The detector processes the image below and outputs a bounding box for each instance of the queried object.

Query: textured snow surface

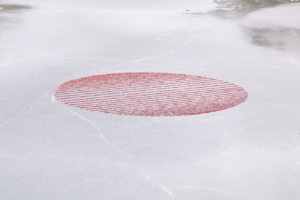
[1,0,300,199]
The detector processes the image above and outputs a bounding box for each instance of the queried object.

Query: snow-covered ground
[1,0,300,199]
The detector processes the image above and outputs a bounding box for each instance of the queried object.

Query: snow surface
[1,0,300,199]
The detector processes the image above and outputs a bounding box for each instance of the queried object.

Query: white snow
[1,0,300,199]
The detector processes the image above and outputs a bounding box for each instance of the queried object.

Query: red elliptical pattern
[54,72,248,116]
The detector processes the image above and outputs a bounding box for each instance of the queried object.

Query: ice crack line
[101,55,157,70]
[55,100,174,198]
[138,168,174,199]
[64,108,133,159]
[45,56,127,63]
[165,28,198,55]
[167,37,196,54]
[159,184,174,199]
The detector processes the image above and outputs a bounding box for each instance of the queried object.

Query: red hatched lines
[54,72,248,116]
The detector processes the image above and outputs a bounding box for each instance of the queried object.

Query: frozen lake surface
[1,0,300,199]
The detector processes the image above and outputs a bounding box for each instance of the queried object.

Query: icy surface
[1,0,300,199]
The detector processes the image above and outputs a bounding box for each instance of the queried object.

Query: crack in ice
[45,56,127,63]
[101,55,157,70]
[159,184,174,199]
[64,108,133,159]
[65,109,174,199]
[165,29,199,55]
[137,168,174,199]
[57,103,176,199]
